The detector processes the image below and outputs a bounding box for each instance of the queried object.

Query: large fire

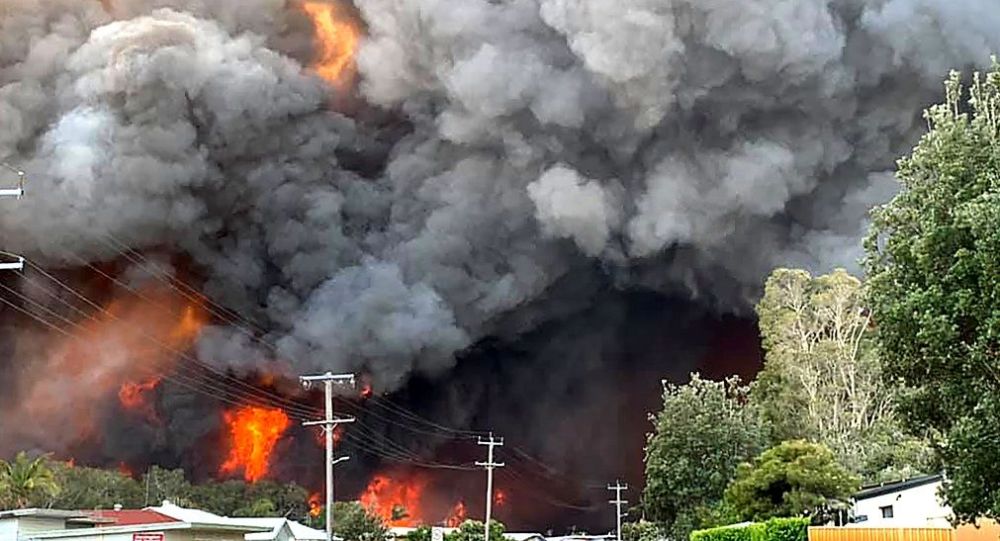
[7,285,206,446]
[360,473,427,527]
[219,405,291,482]
[301,1,359,88]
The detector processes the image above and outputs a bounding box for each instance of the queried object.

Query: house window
[881,505,894,519]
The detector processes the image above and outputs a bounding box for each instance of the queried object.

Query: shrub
[690,517,808,541]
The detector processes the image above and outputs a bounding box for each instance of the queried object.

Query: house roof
[505,534,546,541]
[25,521,275,539]
[150,501,330,541]
[84,510,179,526]
[855,474,943,500]
[0,509,87,520]
[233,518,328,540]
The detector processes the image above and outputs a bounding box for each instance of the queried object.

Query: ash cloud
[1,0,999,398]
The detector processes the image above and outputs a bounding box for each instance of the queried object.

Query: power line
[23,258,320,417]
[3,263,320,419]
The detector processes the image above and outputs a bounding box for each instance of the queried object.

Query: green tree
[406,526,432,541]
[446,520,504,541]
[306,501,388,541]
[621,520,664,541]
[865,62,1000,523]
[722,441,859,524]
[642,374,767,540]
[143,466,196,507]
[47,462,143,509]
[0,452,61,508]
[753,268,930,481]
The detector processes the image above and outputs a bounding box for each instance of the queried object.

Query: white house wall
[852,481,950,527]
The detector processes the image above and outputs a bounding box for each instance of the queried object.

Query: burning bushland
[1,0,998,529]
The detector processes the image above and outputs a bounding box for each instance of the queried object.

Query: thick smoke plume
[0,0,997,480]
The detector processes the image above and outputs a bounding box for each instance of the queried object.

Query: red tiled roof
[86,510,180,526]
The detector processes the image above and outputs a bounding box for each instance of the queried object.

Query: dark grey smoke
[0,0,997,451]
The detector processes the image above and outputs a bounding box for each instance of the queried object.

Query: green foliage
[760,518,808,541]
[406,526,432,541]
[722,441,858,524]
[690,518,808,541]
[643,373,768,541]
[143,466,309,518]
[622,520,665,541]
[144,465,197,507]
[0,452,60,508]
[865,61,1000,522]
[0,453,310,520]
[445,520,505,541]
[690,523,758,541]
[47,461,143,509]
[752,268,931,481]
[309,501,389,541]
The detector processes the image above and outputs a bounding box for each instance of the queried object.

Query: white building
[0,502,328,541]
[851,474,951,527]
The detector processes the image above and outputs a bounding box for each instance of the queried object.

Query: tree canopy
[722,441,859,524]
[865,61,1000,522]
[308,501,389,541]
[752,268,929,481]
[1,454,309,521]
[0,452,60,509]
[642,374,767,540]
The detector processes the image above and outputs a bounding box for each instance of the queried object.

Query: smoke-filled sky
[1,0,999,511]
[4,0,994,390]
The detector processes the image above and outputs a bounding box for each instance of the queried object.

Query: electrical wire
[0,285,313,421]
[9,262,321,419]
[25,258,321,417]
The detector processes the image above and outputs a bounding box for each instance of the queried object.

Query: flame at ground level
[445,501,466,527]
[360,473,427,527]
[309,492,323,518]
[219,406,291,482]
[360,471,471,528]
[301,0,359,88]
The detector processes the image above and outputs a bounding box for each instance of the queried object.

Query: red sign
[133,533,165,541]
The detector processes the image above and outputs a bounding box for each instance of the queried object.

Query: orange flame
[360,382,373,399]
[4,285,207,447]
[219,406,291,482]
[301,1,359,89]
[360,473,427,527]
[445,501,466,527]
[495,490,506,507]
[308,492,323,518]
[118,376,161,421]
[118,462,134,478]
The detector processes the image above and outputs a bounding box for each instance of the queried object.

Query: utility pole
[0,162,24,271]
[608,480,628,541]
[476,433,504,541]
[301,372,356,541]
